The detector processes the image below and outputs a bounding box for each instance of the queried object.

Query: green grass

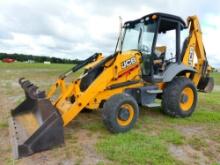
[164,109,220,124]
[81,122,105,131]
[199,92,220,107]
[0,122,8,128]
[0,62,74,81]
[158,129,185,145]
[96,161,105,165]
[1,62,220,164]
[2,158,15,165]
[212,72,220,85]
[187,135,208,150]
[212,163,220,165]
[96,131,183,165]
[96,72,220,165]
[0,62,72,70]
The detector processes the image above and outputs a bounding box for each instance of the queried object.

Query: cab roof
[124,12,186,31]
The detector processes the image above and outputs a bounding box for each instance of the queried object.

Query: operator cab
[120,13,186,83]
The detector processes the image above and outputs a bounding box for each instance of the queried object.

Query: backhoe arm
[182,16,213,92]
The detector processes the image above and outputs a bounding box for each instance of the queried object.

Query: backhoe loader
[9,12,214,158]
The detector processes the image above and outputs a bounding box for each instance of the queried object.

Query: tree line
[0,53,82,64]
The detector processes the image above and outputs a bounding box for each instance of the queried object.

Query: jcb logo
[122,57,136,69]
[189,47,194,66]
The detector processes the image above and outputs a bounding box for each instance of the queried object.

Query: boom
[182,16,211,86]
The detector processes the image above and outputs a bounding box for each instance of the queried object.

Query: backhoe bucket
[198,76,214,93]
[9,78,64,159]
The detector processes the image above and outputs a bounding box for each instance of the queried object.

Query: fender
[163,63,196,82]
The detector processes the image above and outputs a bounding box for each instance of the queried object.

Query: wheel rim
[179,87,194,111]
[117,104,134,126]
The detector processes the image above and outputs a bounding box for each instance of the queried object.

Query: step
[146,89,163,94]
[152,75,163,82]
[143,103,160,108]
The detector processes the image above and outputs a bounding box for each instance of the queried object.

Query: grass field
[0,62,220,165]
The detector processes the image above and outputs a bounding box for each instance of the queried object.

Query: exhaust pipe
[9,78,64,159]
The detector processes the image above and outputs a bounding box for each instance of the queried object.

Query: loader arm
[54,51,142,126]
[47,53,104,99]
[56,67,114,125]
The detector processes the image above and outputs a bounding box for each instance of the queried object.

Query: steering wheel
[165,57,176,62]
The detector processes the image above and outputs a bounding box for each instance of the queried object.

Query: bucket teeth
[27,85,38,99]
[18,77,25,85]
[22,80,33,88]
[18,78,45,99]
[19,78,32,88]
[9,78,64,158]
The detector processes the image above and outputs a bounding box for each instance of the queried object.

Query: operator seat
[141,46,166,83]
[153,46,166,74]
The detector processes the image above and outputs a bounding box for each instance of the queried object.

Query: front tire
[102,93,139,133]
[162,77,197,117]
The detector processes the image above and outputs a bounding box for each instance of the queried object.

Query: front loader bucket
[9,78,64,159]
[198,76,214,93]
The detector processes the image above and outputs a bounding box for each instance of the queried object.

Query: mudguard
[163,63,196,82]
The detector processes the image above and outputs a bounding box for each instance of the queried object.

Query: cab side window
[155,29,176,62]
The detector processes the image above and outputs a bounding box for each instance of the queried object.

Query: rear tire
[102,93,139,133]
[162,77,197,117]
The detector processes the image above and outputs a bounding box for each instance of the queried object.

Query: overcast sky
[0,0,219,67]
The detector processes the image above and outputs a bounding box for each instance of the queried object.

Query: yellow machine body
[9,12,214,158]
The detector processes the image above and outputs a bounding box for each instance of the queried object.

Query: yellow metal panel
[45,15,211,127]
[56,51,144,126]
[182,16,210,86]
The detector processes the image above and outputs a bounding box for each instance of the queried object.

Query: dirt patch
[203,139,220,162]
[0,85,15,164]
[176,125,205,137]
[214,85,220,92]
[73,129,109,165]
[0,78,109,165]
[174,125,220,164]
[16,129,109,165]
[169,144,210,165]
[8,109,109,165]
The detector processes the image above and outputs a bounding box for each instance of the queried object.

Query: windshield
[121,20,156,53]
